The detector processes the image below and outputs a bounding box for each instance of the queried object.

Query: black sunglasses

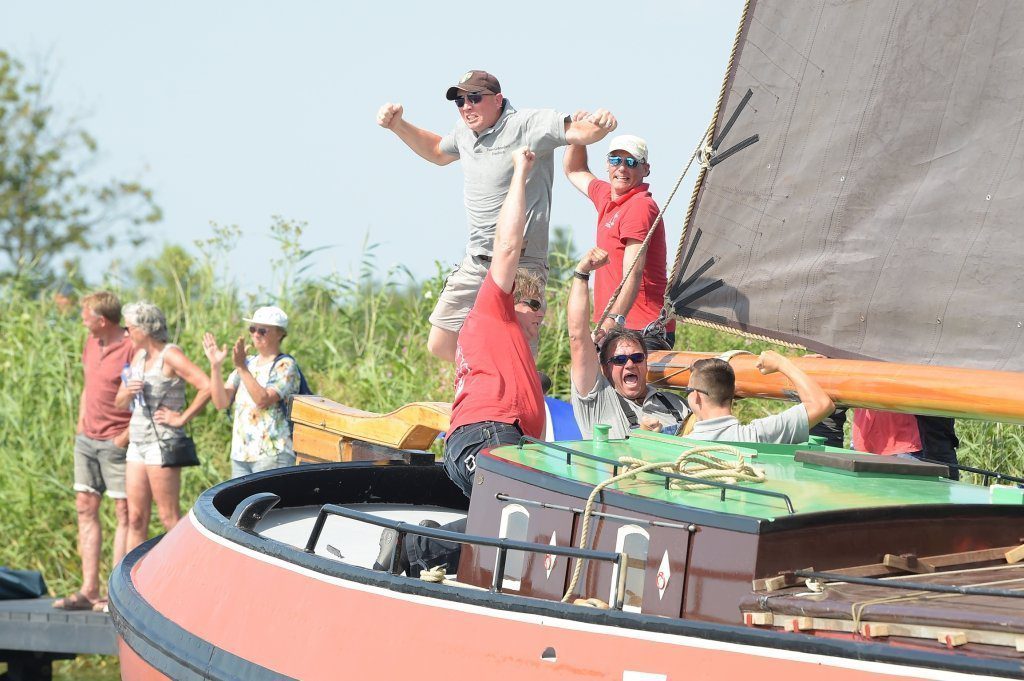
[605,352,647,366]
[454,92,492,108]
[518,298,542,312]
[249,326,270,336]
[608,155,641,168]
[679,386,710,397]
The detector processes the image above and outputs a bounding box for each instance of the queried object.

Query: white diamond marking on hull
[544,532,557,579]
[657,550,670,599]
[623,672,667,681]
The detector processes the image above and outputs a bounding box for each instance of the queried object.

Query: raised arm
[569,247,610,396]
[377,103,458,166]
[598,239,646,334]
[563,144,596,196]
[756,350,835,427]
[229,338,282,409]
[564,108,617,146]
[202,332,236,411]
[489,147,535,293]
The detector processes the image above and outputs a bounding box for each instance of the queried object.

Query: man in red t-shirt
[54,291,134,611]
[375,147,545,574]
[564,131,674,349]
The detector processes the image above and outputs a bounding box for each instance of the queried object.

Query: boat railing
[916,458,1024,487]
[517,437,796,514]
[302,503,630,609]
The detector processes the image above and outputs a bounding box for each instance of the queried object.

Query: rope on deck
[562,445,765,604]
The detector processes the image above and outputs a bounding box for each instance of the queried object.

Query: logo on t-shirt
[454,346,470,398]
[604,211,621,230]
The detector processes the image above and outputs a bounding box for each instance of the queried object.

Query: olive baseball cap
[445,70,501,100]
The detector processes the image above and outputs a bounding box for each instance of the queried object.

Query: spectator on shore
[686,353,834,443]
[377,70,617,362]
[203,306,302,479]
[564,133,674,349]
[116,302,210,551]
[53,292,133,612]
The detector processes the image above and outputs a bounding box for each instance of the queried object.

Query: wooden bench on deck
[290,396,450,465]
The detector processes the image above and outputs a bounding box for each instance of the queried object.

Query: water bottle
[122,362,145,411]
[120,364,132,410]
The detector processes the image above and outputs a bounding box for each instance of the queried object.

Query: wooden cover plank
[743,564,1024,633]
[290,396,449,450]
[795,450,948,477]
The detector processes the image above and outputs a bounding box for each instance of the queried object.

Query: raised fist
[577,247,609,274]
[376,102,404,129]
[511,146,535,172]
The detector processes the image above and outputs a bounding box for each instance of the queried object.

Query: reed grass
[0,224,1021,679]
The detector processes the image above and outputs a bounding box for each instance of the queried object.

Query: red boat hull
[113,512,1006,680]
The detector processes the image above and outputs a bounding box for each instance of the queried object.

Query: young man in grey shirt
[686,353,835,443]
[567,247,689,439]
[377,70,617,362]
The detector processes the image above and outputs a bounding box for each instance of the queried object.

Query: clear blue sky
[1,1,744,292]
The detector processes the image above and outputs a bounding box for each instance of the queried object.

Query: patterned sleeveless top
[128,344,186,445]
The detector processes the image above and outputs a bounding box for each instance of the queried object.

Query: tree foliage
[0,50,162,288]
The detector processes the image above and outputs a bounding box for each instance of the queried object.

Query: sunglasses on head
[454,92,491,108]
[608,155,641,168]
[517,298,543,312]
[249,326,270,336]
[605,352,647,366]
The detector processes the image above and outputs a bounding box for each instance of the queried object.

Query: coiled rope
[562,444,765,603]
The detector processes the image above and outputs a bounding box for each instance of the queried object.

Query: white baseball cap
[608,135,649,163]
[244,306,288,329]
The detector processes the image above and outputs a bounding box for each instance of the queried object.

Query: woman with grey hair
[114,301,210,552]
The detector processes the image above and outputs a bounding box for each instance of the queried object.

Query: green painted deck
[488,431,1015,521]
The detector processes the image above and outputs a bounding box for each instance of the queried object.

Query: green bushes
[0,228,1021,607]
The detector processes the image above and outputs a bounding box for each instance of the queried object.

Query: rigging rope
[562,444,764,604]
[667,0,752,294]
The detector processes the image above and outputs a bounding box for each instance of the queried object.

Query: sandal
[92,599,109,613]
[52,591,97,611]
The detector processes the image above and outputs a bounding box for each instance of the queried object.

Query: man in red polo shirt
[564,131,674,349]
[375,146,546,574]
[54,291,134,611]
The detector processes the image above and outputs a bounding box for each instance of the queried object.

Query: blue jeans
[231,450,296,479]
[442,421,523,498]
[405,421,522,574]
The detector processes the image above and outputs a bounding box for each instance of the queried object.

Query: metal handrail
[303,503,629,608]
[917,458,1024,486]
[792,569,1024,600]
[516,436,796,514]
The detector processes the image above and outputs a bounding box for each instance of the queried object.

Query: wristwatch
[573,270,590,281]
[605,314,626,327]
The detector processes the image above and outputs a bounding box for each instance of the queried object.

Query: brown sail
[669,0,1024,373]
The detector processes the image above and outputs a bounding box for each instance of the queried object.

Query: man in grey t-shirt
[685,353,835,444]
[377,70,617,362]
[567,247,689,439]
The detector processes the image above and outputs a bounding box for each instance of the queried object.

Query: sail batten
[672,0,1024,371]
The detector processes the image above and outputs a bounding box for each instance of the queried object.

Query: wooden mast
[646,351,1024,425]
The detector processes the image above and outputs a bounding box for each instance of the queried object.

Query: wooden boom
[646,351,1024,424]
